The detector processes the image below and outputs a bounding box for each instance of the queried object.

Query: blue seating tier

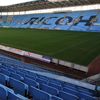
[0,54,98,100]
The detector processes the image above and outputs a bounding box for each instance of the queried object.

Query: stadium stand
[0,9,100,32]
[0,0,100,100]
[0,54,99,100]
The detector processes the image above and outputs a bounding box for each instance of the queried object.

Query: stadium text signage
[24,15,97,26]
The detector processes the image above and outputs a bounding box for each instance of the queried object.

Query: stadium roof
[0,0,35,6]
[0,0,100,12]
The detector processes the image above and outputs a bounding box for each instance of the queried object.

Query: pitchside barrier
[52,59,88,72]
[0,45,88,72]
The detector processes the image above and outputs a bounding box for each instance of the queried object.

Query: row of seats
[0,10,100,32]
[0,65,97,99]
[0,83,28,100]
[0,55,48,73]
[0,54,98,100]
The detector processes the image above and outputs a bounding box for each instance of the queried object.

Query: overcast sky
[0,0,34,6]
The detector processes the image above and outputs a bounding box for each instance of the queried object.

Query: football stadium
[0,0,100,99]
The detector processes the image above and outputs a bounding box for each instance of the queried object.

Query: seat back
[36,78,48,84]
[50,79,62,85]
[16,71,25,77]
[10,72,24,81]
[63,87,79,95]
[79,92,97,100]
[0,85,7,100]
[48,82,62,90]
[0,68,10,76]
[24,77,39,88]
[9,77,28,96]
[8,68,16,73]
[59,91,78,100]
[52,96,63,100]
[25,74,36,80]
[8,92,29,100]
[0,73,7,85]
[40,83,58,96]
[30,86,51,100]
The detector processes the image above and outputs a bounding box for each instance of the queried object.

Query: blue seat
[79,92,97,100]
[63,83,77,90]
[63,87,95,99]
[19,69,29,74]
[37,75,49,81]
[10,72,24,81]
[16,71,25,77]
[78,87,92,92]
[28,71,37,77]
[64,83,94,96]
[36,78,48,84]
[29,86,51,100]
[48,82,62,90]
[25,74,36,80]
[51,96,63,100]
[9,77,28,96]
[40,83,58,96]
[0,68,10,76]
[8,68,16,73]
[78,87,93,96]
[50,79,62,85]
[8,92,29,100]
[0,73,8,85]
[0,85,7,100]
[63,87,78,95]
[59,91,79,100]
[0,65,7,69]
[24,77,39,88]
[0,82,14,93]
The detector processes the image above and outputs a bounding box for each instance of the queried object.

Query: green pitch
[0,28,100,66]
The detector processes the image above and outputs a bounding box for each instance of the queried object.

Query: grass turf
[0,28,100,66]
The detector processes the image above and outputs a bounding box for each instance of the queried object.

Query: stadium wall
[88,56,100,76]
